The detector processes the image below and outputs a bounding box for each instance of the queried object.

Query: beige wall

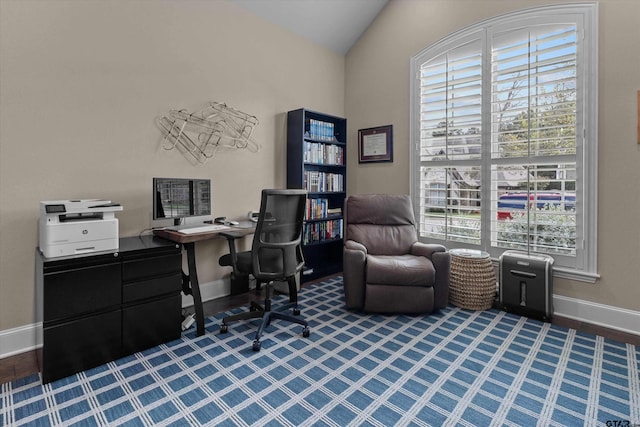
[345,0,640,311]
[0,0,344,330]
[2,0,639,335]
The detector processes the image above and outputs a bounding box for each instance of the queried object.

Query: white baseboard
[0,278,229,360]
[2,290,638,360]
[553,295,640,336]
[181,278,229,309]
[0,322,42,359]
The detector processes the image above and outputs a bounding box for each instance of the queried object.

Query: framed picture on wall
[358,125,393,163]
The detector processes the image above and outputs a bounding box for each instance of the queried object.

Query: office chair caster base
[252,340,261,351]
[219,324,228,334]
[302,327,310,338]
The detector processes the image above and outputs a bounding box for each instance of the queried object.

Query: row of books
[303,171,344,193]
[305,198,343,220]
[304,141,344,165]
[303,219,343,245]
[307,119,335,142]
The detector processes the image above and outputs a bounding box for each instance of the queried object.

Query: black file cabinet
[36,236,182,383]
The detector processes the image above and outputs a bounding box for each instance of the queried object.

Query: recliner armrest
[431,250,451,310]
[344,239,367,254]
[411,242,447,259]
[343,239,368,310]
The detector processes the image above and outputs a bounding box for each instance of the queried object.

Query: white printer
[39,199,123,258]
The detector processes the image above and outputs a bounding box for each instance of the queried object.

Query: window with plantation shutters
[418,35,483,245]
[410,4,598,281]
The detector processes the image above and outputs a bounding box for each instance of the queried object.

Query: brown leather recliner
[343,194,450,314]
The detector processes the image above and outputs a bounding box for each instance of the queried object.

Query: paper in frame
[358,125,393,163]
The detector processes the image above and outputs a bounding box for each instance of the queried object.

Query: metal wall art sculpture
[158,102,260,164]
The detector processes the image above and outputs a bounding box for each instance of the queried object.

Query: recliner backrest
[345,194,418,255]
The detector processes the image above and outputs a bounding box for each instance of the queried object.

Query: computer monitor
[153,177,211,225]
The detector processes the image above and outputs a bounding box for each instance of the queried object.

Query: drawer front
[44,263,121,322]
[122,253,182,282]
[123,272,182,303]
[41,310,121,384]
[122,294,182,355]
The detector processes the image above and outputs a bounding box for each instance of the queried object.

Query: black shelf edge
[301,264,343,283]
[304,215,343,223]
[303,162,346,168]
[304,137,346,146]
[303,238,343,247]
[307,191,346,196]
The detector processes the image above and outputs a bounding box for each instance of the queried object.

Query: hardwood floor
[2,275,639,385]
[0,350,40,386]
[553,315,640,346]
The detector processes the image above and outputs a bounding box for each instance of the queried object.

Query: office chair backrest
[252,189,307,281]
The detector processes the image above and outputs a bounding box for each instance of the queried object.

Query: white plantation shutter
[491,24,578,159]
[420,37,483,162]
[490,23,578,259]
[418,36,483,244]
[410,4,598,280]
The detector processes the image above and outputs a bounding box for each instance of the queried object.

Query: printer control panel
[44,204,66,214]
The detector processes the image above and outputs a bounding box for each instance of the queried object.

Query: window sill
[552,266,599,284]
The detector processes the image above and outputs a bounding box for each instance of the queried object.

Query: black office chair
[218,189,310,351]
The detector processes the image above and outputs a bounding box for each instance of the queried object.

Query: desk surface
[153,222,255,244]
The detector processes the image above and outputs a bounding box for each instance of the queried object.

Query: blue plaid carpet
[2,276,639,426]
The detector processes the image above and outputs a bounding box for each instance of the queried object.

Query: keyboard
[175,224,230,234]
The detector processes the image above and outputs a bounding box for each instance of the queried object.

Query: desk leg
[184,242,205,336]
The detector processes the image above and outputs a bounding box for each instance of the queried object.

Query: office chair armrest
[219,231,245,240]
[411,242,446,259]
[250,240,305,279]
[219,231,247,270]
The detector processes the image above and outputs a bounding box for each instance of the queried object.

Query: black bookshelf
[287,108,346,282]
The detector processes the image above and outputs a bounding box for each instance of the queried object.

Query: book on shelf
[306,198,327,220]
[303,219,343,245]
[303,171,344,193]
[307,119,335,142]
[305,199,343,221]
[303,141,344,165]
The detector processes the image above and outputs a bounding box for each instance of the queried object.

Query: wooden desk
[153,223,255,336]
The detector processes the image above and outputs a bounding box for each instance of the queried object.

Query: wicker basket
[449,250,496,310]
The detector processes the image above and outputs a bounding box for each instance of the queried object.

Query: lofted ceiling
[230,0,389,55]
